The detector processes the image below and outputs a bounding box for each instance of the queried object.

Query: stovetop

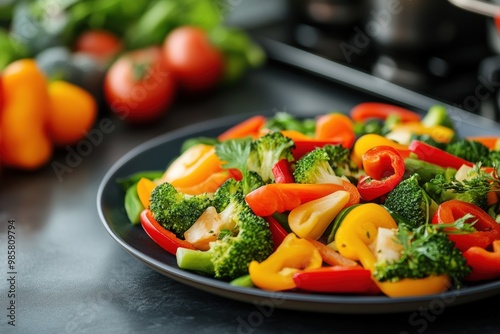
[249,8,500,122]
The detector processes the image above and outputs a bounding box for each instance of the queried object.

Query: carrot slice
[137,177,157,208]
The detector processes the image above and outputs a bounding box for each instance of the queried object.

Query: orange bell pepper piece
[248,233,322,291]
[1,59,53,170]
[314,112,356,149]
[158,144,223,188]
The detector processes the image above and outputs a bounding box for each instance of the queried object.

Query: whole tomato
[162,26,223,93]
[104,46,176,123]
[74,29,123,63]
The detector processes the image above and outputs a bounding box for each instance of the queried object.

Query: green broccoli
[421,104,455,130]
[247,131,295,183]
[293,147,343,184]
[354,119,385,137]
[264,111,315,137]
[373,223,471,288]
[383,174,438,229]
[445,139,491,165]
[176,188,274,280]
[215,138,265,195]
[149,182,212,237]
[323,144,360,180]
[424,167,493,211]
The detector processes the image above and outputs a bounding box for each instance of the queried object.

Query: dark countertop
[2,61,500,334]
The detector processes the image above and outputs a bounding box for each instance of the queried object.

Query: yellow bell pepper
[288,190,350,240]
[352,134,410,167]
[334,203,450,297]
[385,122,455,145]
[248,233,322,291]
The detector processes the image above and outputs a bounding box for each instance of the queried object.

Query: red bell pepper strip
[408,140,473,170]
[264,216,289,250]
[291,139,343,160]
[357,146,405,201]
[217,115,266,141]
[350,102,421,123]
[432,200,500,252]
[140,209,196,255]
[463,240,500,281]
[245,181,360,217]
[272,159,295,183]
[292,265,380,294]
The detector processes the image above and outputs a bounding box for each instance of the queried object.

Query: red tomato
[74,29,123,62]
[104,46,176,123]
[162,26,223,92]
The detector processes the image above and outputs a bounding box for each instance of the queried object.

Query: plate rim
[96,112,500,314]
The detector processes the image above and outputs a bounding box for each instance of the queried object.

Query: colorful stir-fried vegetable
[118,102,500,298]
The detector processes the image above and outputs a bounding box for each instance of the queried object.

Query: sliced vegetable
[248,233,322,291]
[334,203,450,297]
[159,143,222,188]
[245,182,359,217]
[463,240,500,281]
[272,159,295,183]
[385,122,455,145]
[125,183,145,225]
[350,102,421,123]
[288,190,350,240]
[314,112,356,148]
[137,177,158,209]
[357,146,405,201]
[305,238,358,267]
[292,266,379,294]
[408,140,474,170]
[432,200,500,252]
[352,134,410,167]
[217,115,266,141]
[291,139,344,160]
[264,216,289,250]
[141,209,196,255]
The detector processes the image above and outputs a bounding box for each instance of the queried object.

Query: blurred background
[1,0,499,172]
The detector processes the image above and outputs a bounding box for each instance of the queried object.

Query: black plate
[97,112,500,314]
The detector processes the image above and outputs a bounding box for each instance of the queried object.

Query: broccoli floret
[293,147,344,185]
[149,182,212,237]
[176,192,274,280]
[383,174,438,229]
[215,138,265,194]
[265,112,315,137]
[424,169,492,211]
[323,144,360,179]
[354,119,385,137]
[421,105,455,131]
[445,139,490,165]
[374,224,471,288]
[247,132,295,183]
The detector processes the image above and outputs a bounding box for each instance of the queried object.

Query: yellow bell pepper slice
[334,203,450,297]
[248,233,322,291]
[288,190,350,240]
[385,122,455,145]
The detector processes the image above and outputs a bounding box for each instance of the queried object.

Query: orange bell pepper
[245,181,359,217]
[0,59,53,170]
[158,143,223,188]
[248,233,322,291]
[217,115,266,141]
[314,112,356,149]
